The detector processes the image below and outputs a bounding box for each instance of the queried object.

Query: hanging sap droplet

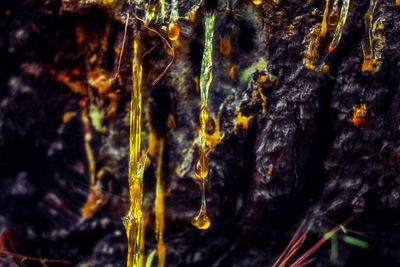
[168,21,180,41]
[253,0,262,5]
[194,153,208,179]
[191,208,210,229]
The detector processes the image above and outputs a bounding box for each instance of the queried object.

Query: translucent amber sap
[167,21,180,41]
[191,13,215,231]
[194,152,208,179]
[191,208,211,229]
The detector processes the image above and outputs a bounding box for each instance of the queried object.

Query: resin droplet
[168,21,180,41]
[253,0,262,5]
[352,104,366,126]
[191,209,210,230]
[194,153,208,179]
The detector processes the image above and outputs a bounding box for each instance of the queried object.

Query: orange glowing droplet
[352,104,366,126]
[168,21,180,41]
[194,153,208,179]
[253,0,262,5]
[191,208,210,229]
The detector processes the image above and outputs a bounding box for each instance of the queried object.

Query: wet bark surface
[1,0,400,266]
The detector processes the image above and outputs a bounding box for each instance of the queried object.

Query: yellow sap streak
[195,13,215,178]
[125,37,144,267]
[84,133,96,184]
[155,139,166,267]
[321,0,330,37]
[361,0,379,72]
[81,105,96,185]
[199,13,216,110]
[194,107,209,179]
[258,88,267,113]
[329,0,350,51]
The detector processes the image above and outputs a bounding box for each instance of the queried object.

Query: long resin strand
[191,12,215,230]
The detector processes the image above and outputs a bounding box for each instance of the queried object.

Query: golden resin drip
[329,0,350,51]
[253,0,262,5]
[321,0,330,37]
[191,13,215,230]
[167,20,180,41]
[361,0,379,72]
[123,37,146,267]
[191,179,210,229]
[194,107,209,180]
[155,139,166,267]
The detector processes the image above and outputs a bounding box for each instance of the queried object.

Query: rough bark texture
[1,0,400,266]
